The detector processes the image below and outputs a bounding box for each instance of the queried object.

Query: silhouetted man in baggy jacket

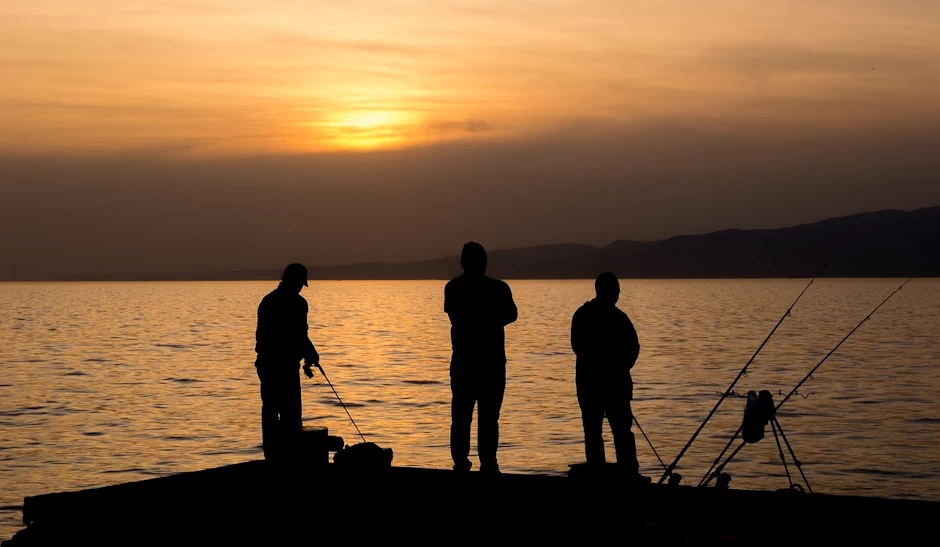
[571,272,644,479]
[255,263,320,461]
[445,242,518,473]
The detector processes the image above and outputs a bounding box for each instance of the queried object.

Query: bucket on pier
[294,426,345,466]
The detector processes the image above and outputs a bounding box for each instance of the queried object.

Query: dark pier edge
[4,427,939,546]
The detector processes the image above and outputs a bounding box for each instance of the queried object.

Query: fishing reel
[741,390,776,444]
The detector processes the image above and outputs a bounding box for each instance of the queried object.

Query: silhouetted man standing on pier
[571,272,644,480]
[255,263,320,461]
[445,242,518,474]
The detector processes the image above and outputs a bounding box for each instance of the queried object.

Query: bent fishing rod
[658,263,826,485]
[699,277,913,488]
[314,363,368,443]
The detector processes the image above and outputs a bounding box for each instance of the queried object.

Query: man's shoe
[617,465,650,484]
[624,472,651,485]
[453,460,472,473]
[480,465,501,475]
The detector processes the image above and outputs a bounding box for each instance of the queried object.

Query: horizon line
[3,203,936,281]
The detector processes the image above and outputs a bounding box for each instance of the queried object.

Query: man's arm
[500,282,518,327]
[570,311,581,357]
[300,299,319,366]
[255,296,274,356]
[444,281,461,325]
[254,300,265,355]
[624,316,640,369]
[443,282,452,318]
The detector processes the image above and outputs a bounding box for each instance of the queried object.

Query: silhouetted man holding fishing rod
[255,263,322,462]
[571,272,647,482]
[445,242,518,474]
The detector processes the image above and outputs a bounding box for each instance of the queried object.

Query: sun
[343,111,404,129]
[318,110,418,150]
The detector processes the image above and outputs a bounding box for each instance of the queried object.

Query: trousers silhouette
[257,364,302,460]
[576,377,638,471]
[450,361,505,471]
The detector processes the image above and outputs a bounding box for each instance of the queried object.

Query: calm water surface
[2,279,939,539]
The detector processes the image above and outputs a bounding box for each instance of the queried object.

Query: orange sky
[2,1,938,156]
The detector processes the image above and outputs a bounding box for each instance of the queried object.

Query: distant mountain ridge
[281,205,940,280]
[22,206,940,281]
[510,206,940,279]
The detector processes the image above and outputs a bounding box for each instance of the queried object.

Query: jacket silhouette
[255,263,319,461]
[571,272,641,475]
[445,242,517,473]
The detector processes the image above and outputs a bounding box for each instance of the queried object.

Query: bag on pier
[333,442,393,474]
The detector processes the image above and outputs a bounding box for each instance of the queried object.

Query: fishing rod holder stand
[705,390,813,493]
[766,415,812,494]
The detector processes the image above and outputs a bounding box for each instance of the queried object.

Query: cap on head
[595,272,620,304]
[460,242,487,275]
[282,263,308,287]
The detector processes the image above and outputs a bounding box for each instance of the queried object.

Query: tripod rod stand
[704,415,812,493]
[769,416,813,493]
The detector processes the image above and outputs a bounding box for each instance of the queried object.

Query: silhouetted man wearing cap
[255,263,320,461]
[445,242,517,474]
[571,272,645,480]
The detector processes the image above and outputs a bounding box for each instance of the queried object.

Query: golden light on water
[3,278,940,545]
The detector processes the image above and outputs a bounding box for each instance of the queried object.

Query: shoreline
[2,275,935,283]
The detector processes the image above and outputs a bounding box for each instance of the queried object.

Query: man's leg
[257,365,279,461]
[450,359,475,471]
[577,381,606,465]
[278,366,303,460]
[281,366,303,432]
[477,365,506,473]
[607,391,639,475]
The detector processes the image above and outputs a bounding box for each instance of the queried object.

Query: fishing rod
[314,364,367,444]
[699,277,913,488]
[775,277,911,410]
[658,264,826,485]
[634,414,668,472]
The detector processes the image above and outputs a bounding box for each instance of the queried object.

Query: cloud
[2,1,938,161]
[261,32,429,56]
[704,42,937,78]
[429,118,492,133]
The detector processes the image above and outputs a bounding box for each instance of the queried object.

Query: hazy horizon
[1,202,937,280]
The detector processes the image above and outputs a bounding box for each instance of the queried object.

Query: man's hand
[302,363,315,379]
